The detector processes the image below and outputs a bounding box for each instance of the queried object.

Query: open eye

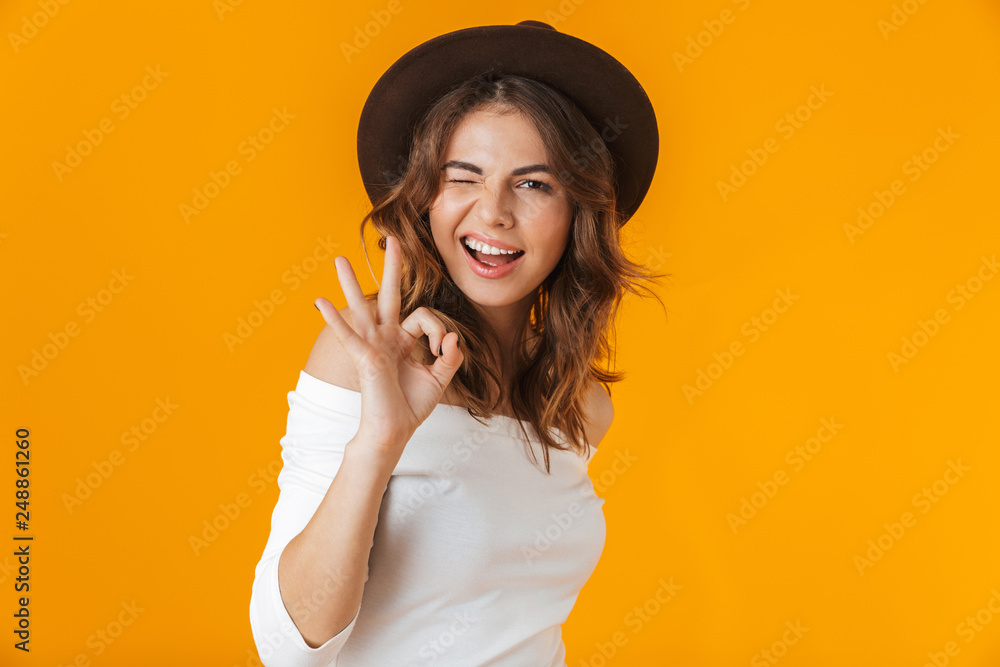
[521,179,552,191]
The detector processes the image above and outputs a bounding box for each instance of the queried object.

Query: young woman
[250,19,666,666]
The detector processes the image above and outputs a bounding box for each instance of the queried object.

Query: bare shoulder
[581,380,615,449]
[303,300,378,392]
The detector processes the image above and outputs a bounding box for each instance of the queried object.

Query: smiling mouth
[462,241,525,267]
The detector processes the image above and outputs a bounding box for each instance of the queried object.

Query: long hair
[358,73,669,474]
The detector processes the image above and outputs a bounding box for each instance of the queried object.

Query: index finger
[332,254,375,336]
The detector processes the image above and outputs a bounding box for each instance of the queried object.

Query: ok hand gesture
[314,236,464,461]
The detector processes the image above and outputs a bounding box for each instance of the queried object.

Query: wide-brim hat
[356,19,659,225]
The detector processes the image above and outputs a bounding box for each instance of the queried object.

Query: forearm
[276,434,401,648]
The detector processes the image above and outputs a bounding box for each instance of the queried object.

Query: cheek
[536,211,572,258]
[429,221,453,258]
[429,218,465,269]
[430,191,472,226]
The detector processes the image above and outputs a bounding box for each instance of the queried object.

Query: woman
[249,19,667,666]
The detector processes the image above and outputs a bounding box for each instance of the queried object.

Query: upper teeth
[464,237,521,255]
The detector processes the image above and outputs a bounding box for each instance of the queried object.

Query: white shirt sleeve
[248,372,367,666]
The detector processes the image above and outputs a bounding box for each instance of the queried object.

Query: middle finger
[378,235,402,327]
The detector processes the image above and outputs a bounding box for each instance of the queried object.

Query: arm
[278,439,398,645]
[250,241,461,664]
[582,379,615,451]
[248,372,404,666]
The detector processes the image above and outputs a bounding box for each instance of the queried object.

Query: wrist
[344,433,406,478]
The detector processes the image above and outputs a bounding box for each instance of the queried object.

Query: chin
[459,282,538,311]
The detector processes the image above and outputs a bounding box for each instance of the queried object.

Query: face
[428,106,574,327]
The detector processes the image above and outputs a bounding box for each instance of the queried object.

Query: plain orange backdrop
[3,0,1000,665]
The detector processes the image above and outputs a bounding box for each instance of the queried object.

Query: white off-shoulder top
[249,369,607,666]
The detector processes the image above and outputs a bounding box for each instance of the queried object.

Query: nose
[474,180,514,228]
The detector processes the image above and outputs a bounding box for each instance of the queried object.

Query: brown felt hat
[356,19,659,225]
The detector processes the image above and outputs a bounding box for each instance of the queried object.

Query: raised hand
[314,236,464,461]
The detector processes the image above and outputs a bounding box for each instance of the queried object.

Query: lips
[460,238,526,279]
[462,242,524,266]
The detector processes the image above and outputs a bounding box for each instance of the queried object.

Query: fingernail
[314,302,320,311]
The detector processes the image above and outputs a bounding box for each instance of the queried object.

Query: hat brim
[356,21,658,224]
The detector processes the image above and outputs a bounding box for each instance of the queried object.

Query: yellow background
[3,0,999,665]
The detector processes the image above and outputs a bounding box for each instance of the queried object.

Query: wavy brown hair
[357,73,669,474]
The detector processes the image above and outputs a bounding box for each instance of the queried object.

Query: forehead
[443,107,548,159]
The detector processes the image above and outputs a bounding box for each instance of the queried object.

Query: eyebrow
[441,160,552,177]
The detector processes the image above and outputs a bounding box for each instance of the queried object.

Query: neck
[433,290,541,413]
[474,290,535,355]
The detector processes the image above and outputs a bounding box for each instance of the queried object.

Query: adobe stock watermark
[727,417,843,534]
[673,0,752,73]
[716,84,833,202]
[683,288,799,404]
[593,447,638,495]
[340,0,410,63]
[62,397,180,514]
[51,66,169,182]
[521,502,585,567]
[644,245,672,271]
[443,113,630,224]
[844,126,959,244]
[223,236,340,352]
[416,609,476,664]
[853,458,970,575]
[541,0,588,27]
[17,268,135,386]
[265,562,355,660]
[750,619,809,666]
[921,587,1000,666]
[189,458,282,556]
[877,0,931,41]
[374,95,625,206]
[179,107,295,223]
[213,0,247,20]
[54,600,144,666]
[390,424,589,525]
[390,421,632,559]
[246,561,353,665]
[556,116,631,191]
[887,254,997,372]
[285,565,352,626]
[578,577,682,666]
[0,555,19,586]
[8,0,72,54]
[390,427,489,524]
[521,477,608,567]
